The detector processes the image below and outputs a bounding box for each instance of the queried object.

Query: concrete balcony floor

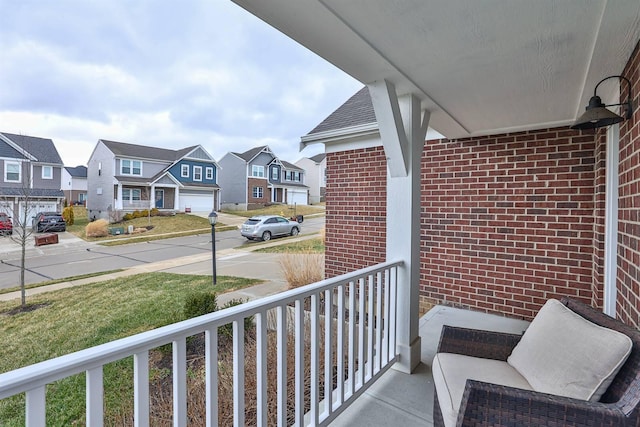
[329,305,531,426]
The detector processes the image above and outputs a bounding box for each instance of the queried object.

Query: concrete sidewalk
[0,233,321,303]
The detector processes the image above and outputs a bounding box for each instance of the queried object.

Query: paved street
[0,215,324,290]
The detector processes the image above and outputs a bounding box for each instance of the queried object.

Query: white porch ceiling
[231,0,640,139]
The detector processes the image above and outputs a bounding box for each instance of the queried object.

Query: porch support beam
[369,80,429,373]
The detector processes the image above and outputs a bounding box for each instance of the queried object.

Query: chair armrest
[436,325,522,361]
[458,380,631,427]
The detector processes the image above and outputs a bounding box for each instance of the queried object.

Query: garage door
[179,192,214,212]
[0,202,13,217]
[287,190,308,206]
[18,202,58,227]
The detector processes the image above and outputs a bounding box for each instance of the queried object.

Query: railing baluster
[233,319,245,426]
[383,269,390,364]
[367,274,374,381]
[323,288,333,419]
[294,299,304,425]
[389,267,398,358]
[347,281,355,398]
[357,278,365,390]
[134,351,149,427]
[205,327,218,427]
[26,386,45,427]
[337,284,345,407]
[173,337,187,427]
[256,311,267,427]
[310,293,319,425]
[375,271,383,373]
[276,305,287,427]
[86,367,103,427]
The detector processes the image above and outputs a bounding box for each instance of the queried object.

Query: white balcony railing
[0,261,402,426]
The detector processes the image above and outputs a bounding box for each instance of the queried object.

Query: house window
[4,161,20,182]
[294,172,301,182]
[253,186,263,198]
[272,167,279,180]
[252,165,265,178]
[206,167,213,180]
[194,166,202,181]
[121,159,142,176]
[181,164,189,177]
[123,188,141,201]
[42,165,53,180]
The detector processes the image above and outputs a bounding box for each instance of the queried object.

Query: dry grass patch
[280,251,324,289]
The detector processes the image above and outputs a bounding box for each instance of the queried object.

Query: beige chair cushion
[433,353,534,427]
[508,298,632,401]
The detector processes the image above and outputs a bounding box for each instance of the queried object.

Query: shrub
[122,213,134,221]
[150,208,159,216]
[85,219,109,237]
[280,252,324,289]
[183,292,218,320]
[62,206,75,225]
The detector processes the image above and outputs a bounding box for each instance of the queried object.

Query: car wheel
[290,227,299,236]
[262,231,272,242]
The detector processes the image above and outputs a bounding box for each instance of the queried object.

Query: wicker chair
[433,298,640,427]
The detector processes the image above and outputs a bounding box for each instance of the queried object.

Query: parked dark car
[0,213,12,236]
[33,212,66,233]
[241,215,300,241]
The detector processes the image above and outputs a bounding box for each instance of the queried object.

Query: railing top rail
[0,260,403,398]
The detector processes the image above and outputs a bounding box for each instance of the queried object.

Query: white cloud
[0,0,361,166]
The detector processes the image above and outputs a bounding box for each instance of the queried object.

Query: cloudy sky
[0,1,362,167]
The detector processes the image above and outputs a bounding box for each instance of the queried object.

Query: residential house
[61,166,87,206]
[87,140,220,221]
[2,3,640,427]
[218,145,308,210]
[295,153,326,204]
[0,132,65,225]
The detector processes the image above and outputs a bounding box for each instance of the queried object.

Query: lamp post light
[208,211,218,285]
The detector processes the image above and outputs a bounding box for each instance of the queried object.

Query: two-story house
[218,146,308,210]
[87,140,220,221]
[62,166,88,206]
[0,132,65,226]
[295,153,326,204]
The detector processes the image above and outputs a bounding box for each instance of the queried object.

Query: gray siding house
[87,140,220,221]
[0,132,65,226]
[218,146,308,211]
[62,166,88,205]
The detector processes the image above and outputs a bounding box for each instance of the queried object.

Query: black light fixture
[571,75,633,130]
[208,211,218,285]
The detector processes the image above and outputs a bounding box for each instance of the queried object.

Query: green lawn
[221,204,325,218]
[0,272,261,426]
[255,237,325,254]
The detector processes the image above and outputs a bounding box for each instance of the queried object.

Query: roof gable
[0,132,63,164]
[309,153,326,163]
[232,145,273,162]
[100,139,186,162]
[64,166,87,177]
[281,160,304,171]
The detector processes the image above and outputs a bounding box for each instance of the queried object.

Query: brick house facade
[323,41,640,324]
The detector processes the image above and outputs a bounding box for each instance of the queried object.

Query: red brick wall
[325,147,386,278]
[247,177,268,207]
[420,130,597,319]
[617,41,640,327]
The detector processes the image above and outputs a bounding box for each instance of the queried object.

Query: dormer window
[206,167,213,180]
[181,164,189,178]
[194,166,202,181]
[121,159,142,176]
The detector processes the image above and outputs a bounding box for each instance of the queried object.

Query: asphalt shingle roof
[64,166,87,178]
[306,87,376,135]
[280,160,304,171]
[232,146,269,162]
[101,139,198,162]
[0,188,64,197]
[0,132,63,164]
[309,153,326,163]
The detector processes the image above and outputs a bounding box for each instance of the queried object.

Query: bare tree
[2,153,37,308]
